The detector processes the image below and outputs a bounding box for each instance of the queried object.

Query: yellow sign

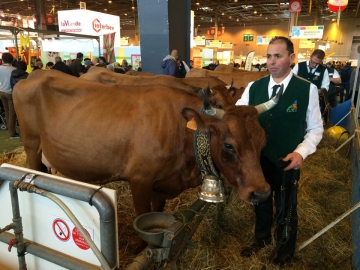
[299,39,315,49]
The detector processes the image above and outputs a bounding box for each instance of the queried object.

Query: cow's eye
[224,143,234,152]
[215,105,223,109]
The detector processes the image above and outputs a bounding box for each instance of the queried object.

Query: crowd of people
[0,52,141,140]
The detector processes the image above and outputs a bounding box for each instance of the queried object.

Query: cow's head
[182,86,283,204]
[205,83,238,110]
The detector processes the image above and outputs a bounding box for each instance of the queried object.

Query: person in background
[121,59,129,72]
[339,62,353,103]
[70,52,84,77]
[45,61,54,69]
[253,63,260,71]
[98,57,109,67]
[189,60,194,69]
[292,49,329,116]
[177,58,187,78]
[350,66,360,107]
[137,61,142,71]
[325,62,341,108]
[32,59,44,71]
[52,56,72,75]
[237,36,323,267]
[106,64,114,72]
[0,53,18,139]
[161,49,179,77]
[84,59,93,73]
[92,57,100,66]
[10,60,28,89]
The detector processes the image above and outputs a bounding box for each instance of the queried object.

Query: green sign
[243,34,254,42]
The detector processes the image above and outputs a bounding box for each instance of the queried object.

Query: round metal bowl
[133,212,175,247]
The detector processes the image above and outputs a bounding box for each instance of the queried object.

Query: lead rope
[264,169,299,267]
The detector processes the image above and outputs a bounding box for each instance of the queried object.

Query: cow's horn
[226,78,234,90]
[205,82,213,95]
[198,89,225,119]
[255,84,284,114]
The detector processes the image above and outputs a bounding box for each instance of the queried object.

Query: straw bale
[0,133,353,269]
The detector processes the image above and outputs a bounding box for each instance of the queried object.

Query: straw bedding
[0,132,353,269]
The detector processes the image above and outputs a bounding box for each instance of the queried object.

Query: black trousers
[254,156,299,262]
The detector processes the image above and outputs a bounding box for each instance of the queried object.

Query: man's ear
[182,108,205,130]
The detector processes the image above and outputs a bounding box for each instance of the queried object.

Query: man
[236,37,323,267]
[52,56,72,75]
[292,49,330,115]
[98,56,109,68]
[161,49,179,77]
[325,62,341,108]
[339,62,353,103]
[70,52,84,77]
[0,53,18,139]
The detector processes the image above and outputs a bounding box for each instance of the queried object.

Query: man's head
[170,50,179,60]
[16,60,27,71]
[2,52,14,64]
[76,52,84,60]
[309,49,325,68]
[266,36,295,82]
[55,56,62,63]
[99,57,106,64]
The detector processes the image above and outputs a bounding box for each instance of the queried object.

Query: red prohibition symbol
[52,218,71,242]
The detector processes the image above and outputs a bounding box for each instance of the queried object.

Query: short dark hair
[77,52,83,59]
[16,60,27,71]
[2,52,14,64]
[311,49,325,60]
[269,36,294,55]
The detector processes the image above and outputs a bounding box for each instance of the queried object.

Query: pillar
[137,0,191,74]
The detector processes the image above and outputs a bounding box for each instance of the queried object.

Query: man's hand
[283,152,303,171]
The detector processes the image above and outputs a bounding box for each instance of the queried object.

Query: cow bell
[199,174,227,203]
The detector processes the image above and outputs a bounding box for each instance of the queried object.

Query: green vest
[297,61,326,89]
[326,67,336,96]
[248,75,310,163]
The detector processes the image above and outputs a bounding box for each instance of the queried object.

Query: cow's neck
[194,130,219,178]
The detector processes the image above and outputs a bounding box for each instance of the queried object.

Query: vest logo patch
[286,100,298,112]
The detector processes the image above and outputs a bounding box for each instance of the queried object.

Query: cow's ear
[182,108,205,130]
[228,87,236,97]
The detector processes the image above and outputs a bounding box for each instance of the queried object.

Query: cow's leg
[151,192,166,212]
[128,181,152,216]
[23,140,43,171]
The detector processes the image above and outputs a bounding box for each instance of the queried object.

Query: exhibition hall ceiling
[0,0,359,28]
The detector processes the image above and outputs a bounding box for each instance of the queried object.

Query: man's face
[266,40,295,81]
[309,56,322,68]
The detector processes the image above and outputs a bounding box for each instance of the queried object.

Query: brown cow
[13,70,282,217]
[186,68,266,101]
[82,67,235,108]
[214,64,270,75]
[125,70,155,76]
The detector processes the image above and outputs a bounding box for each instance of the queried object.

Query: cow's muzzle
[249,189,271,204]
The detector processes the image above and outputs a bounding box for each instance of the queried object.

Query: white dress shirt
[235,71,324,160]
[292,60,330,90]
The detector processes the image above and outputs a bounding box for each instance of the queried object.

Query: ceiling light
[229,15,232,19]
[125,13,127,16]
[104,8,107,11]
[132,6,135,9]
[108,0,112,3]
[221,12,224,15]
[236,18,239,21]
[17,14,21,19]
[234,0,238,2]
[196,2,200,5]
[254,10,257,14]
[260,14,262,16]
[199,6,213,11]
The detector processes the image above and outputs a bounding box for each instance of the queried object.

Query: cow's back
[14,70,203,184]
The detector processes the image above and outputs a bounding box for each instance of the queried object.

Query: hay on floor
[0,132,353,269]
